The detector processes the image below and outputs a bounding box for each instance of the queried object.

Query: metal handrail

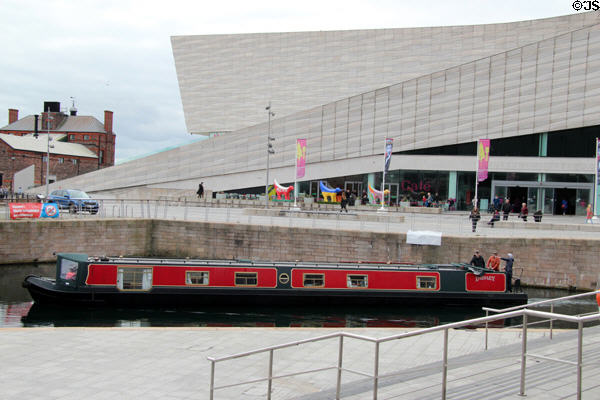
[208,307,600,400]
[483,289,600,313]
[482,290,600,347]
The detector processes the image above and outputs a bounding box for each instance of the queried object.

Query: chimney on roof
[69,97,77,116]
[8,109,18,124]
[104,110,113,133]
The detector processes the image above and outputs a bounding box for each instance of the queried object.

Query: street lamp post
[45,108,53,199]
[265,102,275,208]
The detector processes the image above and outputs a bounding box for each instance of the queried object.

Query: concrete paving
[1,325,599,399]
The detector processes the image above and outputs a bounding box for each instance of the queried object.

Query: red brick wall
[0,140,97,191]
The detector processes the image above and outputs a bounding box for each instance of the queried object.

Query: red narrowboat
[22,253,527,307]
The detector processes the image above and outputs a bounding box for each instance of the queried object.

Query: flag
[296,139,306,179]
[477,139,490,182]
[384,138,393,173]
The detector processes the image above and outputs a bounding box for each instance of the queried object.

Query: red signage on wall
[9,203,43,219]
[8,203,59,219]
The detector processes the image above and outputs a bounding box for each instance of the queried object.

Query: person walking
[487,251,501,271]
[196,182,204,198]
[586,204,593,224]
[501,253,514,292]
[340,190,348,213]
[502,198,511,220]
[469,207,481,232]
[470,250,485,268]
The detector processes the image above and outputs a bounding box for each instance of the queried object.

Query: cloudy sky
[0,0,581,163]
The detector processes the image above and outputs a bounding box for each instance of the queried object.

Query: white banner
[406,230,442,246]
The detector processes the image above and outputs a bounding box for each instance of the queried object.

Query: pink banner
[296,139,306,179]
[477,139,490,182]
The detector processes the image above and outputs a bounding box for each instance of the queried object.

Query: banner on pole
[296,139,306,179]
[477,139,490,182]
[384,138,393,173]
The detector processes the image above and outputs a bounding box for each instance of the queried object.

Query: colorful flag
[384,138,393,173]
[477,139,490,182]
[296,139,306,179]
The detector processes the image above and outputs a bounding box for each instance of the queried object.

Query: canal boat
[22,253,527,307]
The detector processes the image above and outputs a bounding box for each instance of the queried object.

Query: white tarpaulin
[406,230,442,246]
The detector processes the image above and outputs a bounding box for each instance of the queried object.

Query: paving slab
[2,326,598,399]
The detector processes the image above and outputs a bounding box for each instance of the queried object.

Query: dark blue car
[47,189,99,214]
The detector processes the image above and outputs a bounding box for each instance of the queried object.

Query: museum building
[40,12,600,215]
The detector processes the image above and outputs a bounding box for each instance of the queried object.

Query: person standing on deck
[501,253,515,292]
[469,250,485,268]
[487,251,501,271]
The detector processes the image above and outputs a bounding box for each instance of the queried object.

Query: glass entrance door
[344,181,363,196]
[385,183,399,205]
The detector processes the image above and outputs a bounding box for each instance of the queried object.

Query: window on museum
[69,134,75,141]
[84,135,90,140]
[546,126,599,157]
[58,158,64,164]
[72,159,78,165]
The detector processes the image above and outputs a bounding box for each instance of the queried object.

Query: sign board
[9,203,60,219]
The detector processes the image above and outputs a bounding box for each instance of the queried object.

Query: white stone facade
[44,12,600,196]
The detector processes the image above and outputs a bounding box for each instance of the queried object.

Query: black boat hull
[23,275,527,308]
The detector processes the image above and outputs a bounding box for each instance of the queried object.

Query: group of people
[470,197,534,232]
[470,250,515,292]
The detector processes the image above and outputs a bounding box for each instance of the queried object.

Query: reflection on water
[1,263,598,328]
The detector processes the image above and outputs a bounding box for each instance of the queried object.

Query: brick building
[0,102,116,192]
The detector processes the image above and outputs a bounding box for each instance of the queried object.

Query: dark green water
[1,263,597,328]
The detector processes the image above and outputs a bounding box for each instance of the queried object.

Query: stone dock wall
[1,219,599,290]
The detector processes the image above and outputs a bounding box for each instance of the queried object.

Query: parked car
[46,189,99,214]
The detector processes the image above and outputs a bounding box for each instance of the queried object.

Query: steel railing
[2,199,597,237]
[483,290,600,346]
[207,293,600,400]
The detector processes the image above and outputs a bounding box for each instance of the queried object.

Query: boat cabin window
[347,274,368,288]
[60,259,78,281]
[235,272,258,286]
[117,268,153,290]
[417,276,437,289]
[303,273,325,287]
[186,271,209,285]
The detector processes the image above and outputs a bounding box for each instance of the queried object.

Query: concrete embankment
[1,218,599,290]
